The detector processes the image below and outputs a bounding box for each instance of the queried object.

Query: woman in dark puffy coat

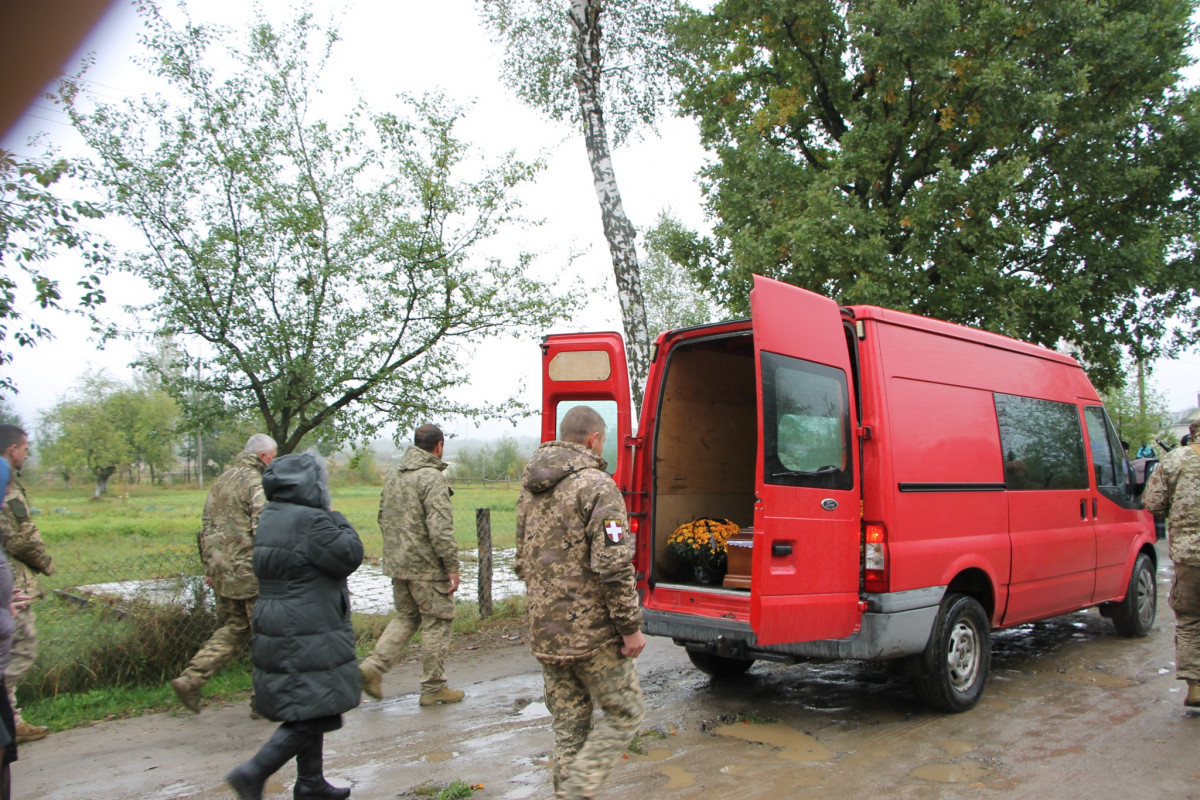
[226,452,363,800]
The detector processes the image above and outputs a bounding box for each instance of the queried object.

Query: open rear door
[539,332,633,486]
[750,276,863,645]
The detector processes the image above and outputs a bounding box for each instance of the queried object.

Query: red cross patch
[603,518,625,545]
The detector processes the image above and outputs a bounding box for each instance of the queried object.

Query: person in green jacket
[359,424,464,706]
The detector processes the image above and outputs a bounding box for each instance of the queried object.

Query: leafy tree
[0,149,108,393]
[59,1,570,455]
[478,0,683,408]
[0,395,22,428]
[643,215,720,335]
[39,372,180,496]
[662,0,1200,389]
[1101,366,1171,453]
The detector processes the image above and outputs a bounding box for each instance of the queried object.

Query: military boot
[419,686,465,706]
[170,677,202,714]
[293,734,351,799]
[14,720,48,743]
[1186,680,1200,708]
[359,664,383,700]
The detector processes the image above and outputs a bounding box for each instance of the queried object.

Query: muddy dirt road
[20,545,1200,800]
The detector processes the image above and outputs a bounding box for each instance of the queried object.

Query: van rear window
[762,351,853,490]
[994,394,1088,490]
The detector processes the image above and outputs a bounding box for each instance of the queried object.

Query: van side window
[762,351,853,490]
[994,393,1088,490]
[1084,405,1137,506]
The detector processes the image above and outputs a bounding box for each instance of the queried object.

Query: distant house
[1163,395,1200,442]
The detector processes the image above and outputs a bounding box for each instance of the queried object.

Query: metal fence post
[476,508,493,618]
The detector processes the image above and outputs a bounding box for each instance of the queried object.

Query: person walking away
[0,425,55,743]
[515,405,646,799]
[226,452,363,800]
[1144,417,1200,707]
[359,424,464,706]
[0,454,32,800]
[171,434,276,714]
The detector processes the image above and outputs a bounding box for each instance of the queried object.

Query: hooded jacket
[378,445,458,581]
[515,440,643,663]
[251,453,364,722]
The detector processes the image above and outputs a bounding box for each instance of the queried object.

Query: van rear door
[538,332,633,486]
[750,276,863,645]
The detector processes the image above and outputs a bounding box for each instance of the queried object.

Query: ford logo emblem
[821,498,838,511]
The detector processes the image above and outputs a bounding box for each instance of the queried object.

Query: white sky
[3,0,1198,442]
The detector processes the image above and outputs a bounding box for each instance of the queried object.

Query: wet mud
[20,543,1200,799]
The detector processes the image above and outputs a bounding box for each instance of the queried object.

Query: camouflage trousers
[362,579,455,696]
[542,644,645,800]
[178,595,255,688]
[1170,562,1200,682]
[5,604,36,722]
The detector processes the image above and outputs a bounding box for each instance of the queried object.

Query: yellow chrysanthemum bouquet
[666,518,740,584]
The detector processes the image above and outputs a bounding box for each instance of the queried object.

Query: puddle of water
[630,748,672,763]
[422,751,458,762]
[713,721,832,763]
[73,548,525,612]
[909,762,991,783]
[937,741,975,757]
[1050,665,1133,688]
[659,764,695,788]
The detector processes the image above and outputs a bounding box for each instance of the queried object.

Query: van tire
[687,650,755,678]
[1107,552,1157,637]
[912,594,990,713]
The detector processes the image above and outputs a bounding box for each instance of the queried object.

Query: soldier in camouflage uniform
[170,434,276,714]
[359,424,465,706]
[515,406,646,800]
[1144,418,1200,707]
[0,425,55,742]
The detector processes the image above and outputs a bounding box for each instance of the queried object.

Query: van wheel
[1108,552,1157,637]
[912,594,990,713]
[687,650,755,678]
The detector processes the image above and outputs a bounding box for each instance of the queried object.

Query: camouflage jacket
[199,451,267,599]
[1144,444,1200,566]
[515,441,642,664]
[378,446,458,581]
[0,477,55,600]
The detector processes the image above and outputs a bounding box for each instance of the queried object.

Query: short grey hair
[244,434,277,457]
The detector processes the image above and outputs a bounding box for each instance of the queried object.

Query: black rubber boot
[293,733,351,799]
[227,724,309,800]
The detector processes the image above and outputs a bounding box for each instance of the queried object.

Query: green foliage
[643,216,721,335]
[1101,365,1172,450]
[0,149,109,393]
[59,0,573,455]
[0,394,23,427]
[39,372,179,496]
[452,435,531,481]
[665,0,1200,389]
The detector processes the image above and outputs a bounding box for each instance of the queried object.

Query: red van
[539,275,1158,711]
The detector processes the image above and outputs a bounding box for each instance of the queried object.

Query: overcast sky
[4,0,1198,442]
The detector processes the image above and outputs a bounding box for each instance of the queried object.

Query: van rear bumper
[644,586,944,661]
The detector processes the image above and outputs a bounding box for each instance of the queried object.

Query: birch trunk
[569,0,651,411]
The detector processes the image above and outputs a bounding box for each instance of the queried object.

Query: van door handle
[1080,499,1087,520]
[772,543,793,557]
[1093,498,1098,518]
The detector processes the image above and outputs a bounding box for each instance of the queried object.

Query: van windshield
[762,351,853,490]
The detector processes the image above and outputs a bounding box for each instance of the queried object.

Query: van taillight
[630,517,640,536]
[863,522,888,593]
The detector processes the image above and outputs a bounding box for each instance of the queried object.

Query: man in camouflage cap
[515,405,646,800]
[359,424,464,706]
[0,424,56,742]
[1145,417,1200,707]
[171,433,276,714]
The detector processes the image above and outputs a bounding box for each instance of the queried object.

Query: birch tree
[478,0,681,408]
